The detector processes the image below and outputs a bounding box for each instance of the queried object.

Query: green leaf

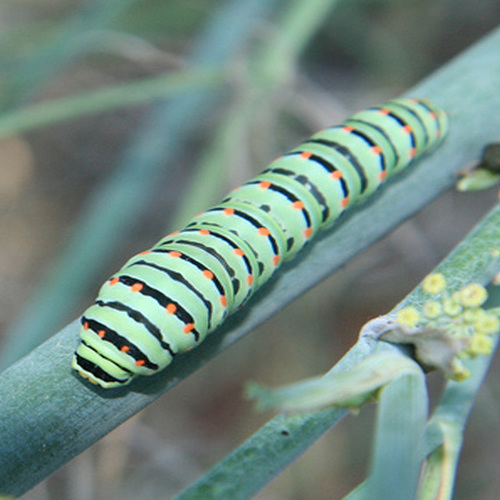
[246,350,420,412]
[366,369,428,500]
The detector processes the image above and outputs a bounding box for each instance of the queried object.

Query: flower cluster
[395,273,499,380]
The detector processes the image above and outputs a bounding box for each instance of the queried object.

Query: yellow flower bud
[448,359,471,381]
[463,308,485,324]
[442,297,462,317]
[422,273,447,294]
[396,306,421,328]
[422,300,442,319]
[457,283,488,308]
[474,313,500,335]
[469,334,495,356]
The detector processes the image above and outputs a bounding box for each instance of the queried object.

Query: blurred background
[1,1,500,499]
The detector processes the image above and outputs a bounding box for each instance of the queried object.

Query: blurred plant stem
[0,67,223,140]
[0,0,140,109]
[171,0,341,227]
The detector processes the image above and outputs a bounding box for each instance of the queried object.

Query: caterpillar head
[72,339,136,389]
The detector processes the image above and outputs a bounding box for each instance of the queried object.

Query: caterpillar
[72,98,448,388]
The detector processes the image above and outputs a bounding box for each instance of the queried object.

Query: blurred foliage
[0,1,499,499]
[114,0,221,40]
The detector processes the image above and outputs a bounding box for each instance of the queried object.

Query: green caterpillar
[72,98,448,388]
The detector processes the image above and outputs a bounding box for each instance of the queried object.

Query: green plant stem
[175,338,374,500]
[346,330,498,500]
[418,422,463,500]
[366,368,428,500]
[418,332,499,500]
[0,67,224,140]
[255,0,341,85]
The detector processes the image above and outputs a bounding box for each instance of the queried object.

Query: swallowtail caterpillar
[72,98,448,388]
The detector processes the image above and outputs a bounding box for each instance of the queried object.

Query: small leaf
[247,351,421,413]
